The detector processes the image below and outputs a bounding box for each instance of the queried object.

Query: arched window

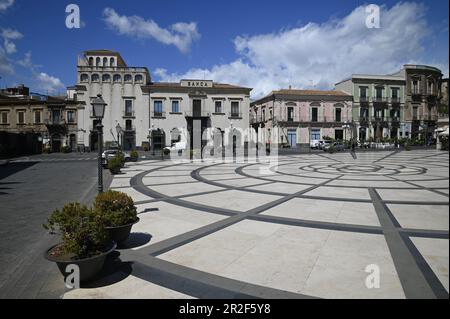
[95,57,100,67]
[124,74,132,83]
[110,58,115,67]
[91,74,100,82]
[135,74,143,83]
[113,74,121,83]
[103,57,108,67]
[88,57,94,66]
[80,74,89,82]
[102,74,111,82]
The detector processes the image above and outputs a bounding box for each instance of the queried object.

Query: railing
[123,125,136,132]
[151,111,166,118]
[44,118,66,125]
[228,112,242,119]
[184,111,210,117]
[390,97,401,104]
[359,97,370,103]
[123,110,135,117]
[372,97,388,103]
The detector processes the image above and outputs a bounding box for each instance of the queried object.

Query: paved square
[64,150,449,299]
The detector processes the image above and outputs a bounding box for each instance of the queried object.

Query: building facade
[250,89,353,150]
[75,50,252,153]
[336,64,443,142]
[0,85,79,157]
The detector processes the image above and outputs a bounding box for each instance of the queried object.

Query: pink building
[250,89,353,150]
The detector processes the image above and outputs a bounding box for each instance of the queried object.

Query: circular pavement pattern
[65,150,449,299]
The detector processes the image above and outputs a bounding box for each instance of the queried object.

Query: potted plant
[108,155,122,174]
[43,203,116,282]
[130,150,139,162]
[94,190,139,245]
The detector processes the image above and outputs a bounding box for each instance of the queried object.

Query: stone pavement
[64,150,449,299]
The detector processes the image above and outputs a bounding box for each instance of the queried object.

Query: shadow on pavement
[117,232,152,250]
[81,251,133,289]
[0,162,37,180]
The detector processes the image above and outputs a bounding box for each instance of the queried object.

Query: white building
[74,50,252,154]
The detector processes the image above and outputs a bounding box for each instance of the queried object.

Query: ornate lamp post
[91,94,107,193]
[116,123,122,151]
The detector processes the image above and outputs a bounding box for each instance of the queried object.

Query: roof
[251,88,352,106]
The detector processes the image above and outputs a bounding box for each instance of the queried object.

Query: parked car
[310,140,321,149]
[319,140,332,150]
[101,149,131,167]
[323,142,346,152]
[164,141,187,154]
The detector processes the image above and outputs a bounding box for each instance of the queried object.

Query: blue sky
[0,0,448,97]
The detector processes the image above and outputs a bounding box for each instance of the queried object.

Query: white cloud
[35,72,65,94]
[0,0,14,11]
[155,2,447,98]
[1,28,22,54]
[102,7,200,53]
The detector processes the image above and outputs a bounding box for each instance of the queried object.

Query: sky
[0,0,448,98]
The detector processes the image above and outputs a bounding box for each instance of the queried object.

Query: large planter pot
[44,241,117,282]
[105,217,140,245]
[109,167,121,174]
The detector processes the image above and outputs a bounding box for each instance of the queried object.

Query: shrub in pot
[94,190,139,245]
[43,203,116,282]
[108,156,122,174]
[130,150,139,162]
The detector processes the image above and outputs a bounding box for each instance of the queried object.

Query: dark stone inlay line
[369,188,437,299]
[122,255,316,299]
[399,232,449,299]
[401,228,449,239]
[373,150,399,163]
[386,175,449,198]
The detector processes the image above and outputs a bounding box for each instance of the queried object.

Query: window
[311,129,321,141]
[124,74,132,82]
[359,87,368,98]
[17,111,25,124]
[125,119,133,131]
[96,57,100,67]
[91,74,99,82]
[375,87,383,99]
[412,80,419,94]
[360,108,369,118]
[102,74,111,82]
[113,74,121,83]
[413,107,418,119]
[375,108,384,119]
[335,108,342,122]
[231,101,240,117]
[171,100,179,113]
[88,57,94,66]
[154,101,163,115]
[1,112,8,124]
[311,107,318,122]
[135,75,143,83]
[80,74,89,82]
[67,111,75,123]
[287,107,294,121]
[110,58,115,67]
[34,110,41,124]
[215,101,222,113]
[427,81,434,95]
[103,57,108,67]
[125,100,133,116]
[391,88,399,99]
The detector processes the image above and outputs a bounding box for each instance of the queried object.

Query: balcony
[184,111,210,118]
[390,97,401,104]
[228,112,242,119]
[359,97,370,104]
[123,110,135,118]
[44,118,66,126]
[372,97,388,105]
[151,111,166,119]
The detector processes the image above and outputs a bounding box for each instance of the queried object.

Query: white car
[318,140,332,150]
[164,141,187,153]
[310,140,320,149]
[101,149,131,167]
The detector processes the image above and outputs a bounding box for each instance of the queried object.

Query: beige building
[0,85,78,156]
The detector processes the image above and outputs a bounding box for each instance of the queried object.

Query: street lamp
[91,94,107,193]
[116,123,122,151]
